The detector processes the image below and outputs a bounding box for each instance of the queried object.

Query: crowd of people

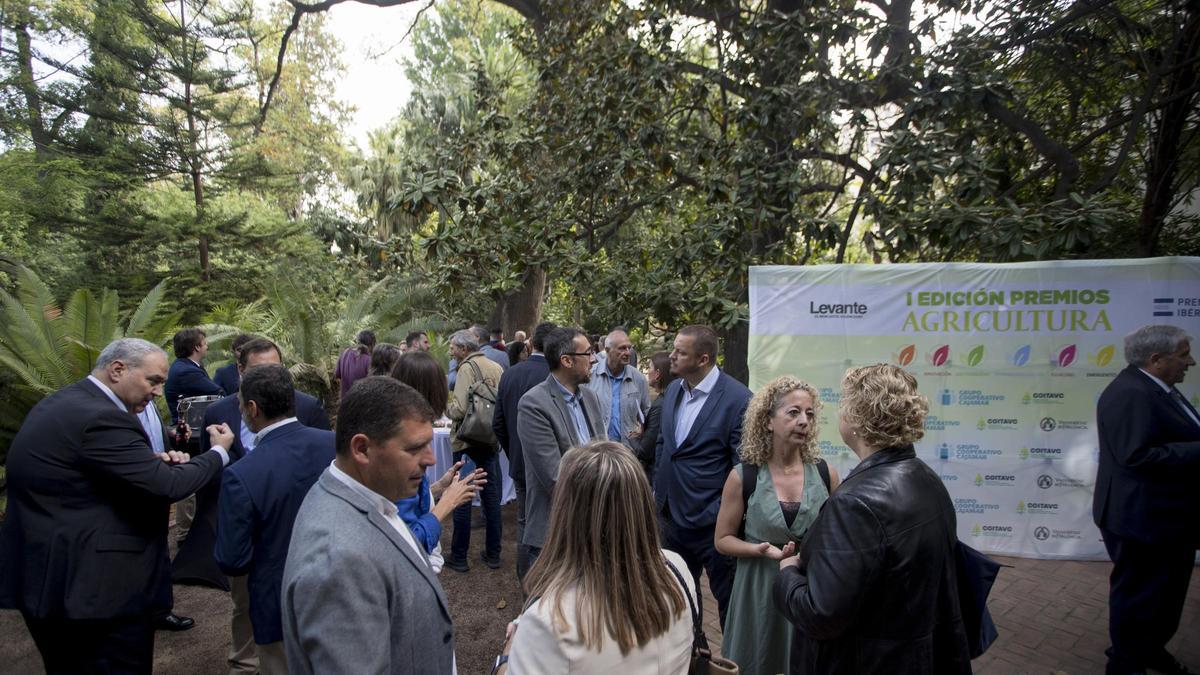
[0,320,1196,675]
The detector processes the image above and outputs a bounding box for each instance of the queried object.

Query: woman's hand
[431,460,466,499]
[430,468,487,522]
[755,540,797,560]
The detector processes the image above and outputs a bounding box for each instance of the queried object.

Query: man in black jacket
[1094,325,1200,675]
[0,338,234,673]
[492,321,556,581]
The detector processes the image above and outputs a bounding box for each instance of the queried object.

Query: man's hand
[159,450,191,465]
[207,422,235,451]
[778,541,800,570]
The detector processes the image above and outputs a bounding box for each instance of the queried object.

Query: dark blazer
[0,379,224,619]
[173,390,331,588]
[654,369,752,530]
[165,357,223,422]
[493,353,550,483]
[1093,365,1200,544]
[638,397,664,478]
[773,446,971,675]
[212,362,239,396]
[215,421,335,645]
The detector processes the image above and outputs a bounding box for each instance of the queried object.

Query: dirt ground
[0,502,525,675]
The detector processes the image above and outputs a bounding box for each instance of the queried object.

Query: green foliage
[0,265,180,461]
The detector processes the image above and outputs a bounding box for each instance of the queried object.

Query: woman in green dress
[715,376,840,675]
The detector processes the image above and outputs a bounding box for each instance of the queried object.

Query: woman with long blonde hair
[507,441,695,673]
[714,375,840,674]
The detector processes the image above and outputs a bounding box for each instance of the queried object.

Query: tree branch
[981,91,1080,199]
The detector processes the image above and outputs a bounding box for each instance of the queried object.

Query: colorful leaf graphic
[1014,345,1031,366]
[967,345,985,367]
[1058,345,1077,367]
[932,345,950,366]
[897,344,915,366]
[1096,345,1114,367]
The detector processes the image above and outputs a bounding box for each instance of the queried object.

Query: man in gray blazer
[518,327,608,565]
[281,377,454,674]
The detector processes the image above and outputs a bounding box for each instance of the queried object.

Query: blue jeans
[451,445,502,562]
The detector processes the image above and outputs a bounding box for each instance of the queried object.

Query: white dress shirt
[674,366,721,446]
[327,461,426,563]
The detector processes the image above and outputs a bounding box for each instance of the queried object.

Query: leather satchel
[665,559,739,675]
[457,358,498,447]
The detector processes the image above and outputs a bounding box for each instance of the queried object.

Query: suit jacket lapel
[660,381,682,454]
[545,377,579,446]
[580,388,603,440]
[679,374,728,451]
[319,472,453,621]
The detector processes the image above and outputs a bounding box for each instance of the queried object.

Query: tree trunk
[488,266,546,339]
[13,15,51,158]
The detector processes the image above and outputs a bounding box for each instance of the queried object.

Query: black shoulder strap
[739,463,758,538]
[816,457,831,493]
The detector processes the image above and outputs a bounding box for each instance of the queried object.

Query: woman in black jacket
[637,351,674,481]
[773,364,971,674]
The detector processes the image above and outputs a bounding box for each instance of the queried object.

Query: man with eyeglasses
[517,327,608,567]
[585,328,650,452]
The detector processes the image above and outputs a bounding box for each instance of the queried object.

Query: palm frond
[125,279,171,339]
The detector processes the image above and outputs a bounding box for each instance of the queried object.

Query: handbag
[457,358,499,447]
[665,558,739,675]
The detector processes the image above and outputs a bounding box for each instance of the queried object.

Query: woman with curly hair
[773,364,970,674]
[714,375,840,675]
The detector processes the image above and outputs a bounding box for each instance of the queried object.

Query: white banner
[748,257,1200,560]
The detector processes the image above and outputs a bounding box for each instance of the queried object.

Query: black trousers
[659,509,736,629]
[1100,527,1196,675]
[23,612,155,675]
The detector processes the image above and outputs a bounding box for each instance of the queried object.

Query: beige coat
[448,351,503,451]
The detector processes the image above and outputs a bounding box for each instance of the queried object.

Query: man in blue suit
[216,364,335,675]
[176,337,331,675]
[213,333,254,395]
[493,321,556,581]
[165,327,223,425]
[1094,325,1200,675]
[655,324,751,628]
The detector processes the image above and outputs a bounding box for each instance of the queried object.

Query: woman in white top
[507,440,696,674]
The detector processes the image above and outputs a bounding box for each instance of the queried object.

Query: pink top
[335,348,371,398]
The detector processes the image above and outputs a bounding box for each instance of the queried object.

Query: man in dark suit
[213,333,254,395]
[493,321,556,581]
[0,338,234,674]
[165,327,223,425]
[655,324,751,628]
[517,327,607,567]
[1094,324,1200,675]
[175,337,331,675]
[215,364,336,675]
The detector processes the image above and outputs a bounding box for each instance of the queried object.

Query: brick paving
[698,556,1200,674]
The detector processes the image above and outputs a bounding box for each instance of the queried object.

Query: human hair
[369,343,402,376]
[1124,324,1191,367]
[354,329,376,355]
[390,351,449,416]
[470,324,490,344]
[449,329,479,353]
[172,328,207,359]
[531,322,558,352]
[648,351,673,392]
[524,441,686,655]
[237,338,282,369]
[95,338,164,371]
[544,327,584,372]
[840,364,928,449]
[507,340,527,364]
[336,376,435,456]
[740,376,821,466]
[239,364,296,420]
[490,327,504,340]
[677,324,718,362]
[230,333,255,355]
[404,330,427,348]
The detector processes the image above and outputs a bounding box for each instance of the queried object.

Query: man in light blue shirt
[585,328,650,450]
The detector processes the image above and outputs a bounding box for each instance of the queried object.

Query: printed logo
[1011,345,1032,367]
[978,417,1020,430]
[1040,416,1089,431]
[930,344,950,367]
[1034,526,1050,541]
[895,344,916,367]
[965,344,986,367]
[940,389,954,406]
[1022,391,1065,405]
[975,473,1017,487]
[809,300,868,318]
[951,444,1001,461]
[1089,345,1116,368]
[956,390,1006,406]
[1040,417,1057,431]
[971,524,982,537]
[955,498,1001,514]
[938,443,950,460]
[1054,344,1078,368]
[925,416,963,431]
[1153,297,1175,317]
[1037,474,1055,489]
[973,524,1013,538]
[1019,500,1060,515]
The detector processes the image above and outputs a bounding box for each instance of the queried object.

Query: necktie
[1170,389,1200,429]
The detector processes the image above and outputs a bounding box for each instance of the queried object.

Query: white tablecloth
[426,428,516,505]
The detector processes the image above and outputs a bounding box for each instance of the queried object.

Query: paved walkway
[699,555,1200,674]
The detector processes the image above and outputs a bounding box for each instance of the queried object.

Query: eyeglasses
[562,351,595,358]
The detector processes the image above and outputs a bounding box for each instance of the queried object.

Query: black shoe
[154,613,195,632]
[444,557,469,573]
[1148,655,1195,675]
[480,551,501,569]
